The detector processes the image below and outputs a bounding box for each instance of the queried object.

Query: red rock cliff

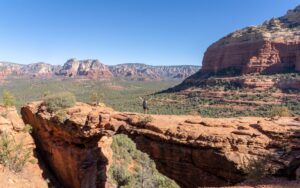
[201,5,300,75]
[0,105,52,188]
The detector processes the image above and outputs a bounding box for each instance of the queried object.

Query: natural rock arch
[114,130,242,188]
[21,102,300,188]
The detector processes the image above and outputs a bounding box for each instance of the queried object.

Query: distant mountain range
[0,59,200,80]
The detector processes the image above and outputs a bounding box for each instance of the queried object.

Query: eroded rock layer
[21,102,300,188]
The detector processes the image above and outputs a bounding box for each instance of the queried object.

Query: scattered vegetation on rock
[44,91,76,112]
[110,165,131,188]
[0,131,32,172]
[245,155,278,180]
[55,109,68,123]
[270,106,290,117]
[2,90,16,107]
[139,115,153,126]
[22,124,33,133]
[90,91,100,105]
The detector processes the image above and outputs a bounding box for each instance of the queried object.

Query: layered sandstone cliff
[21,102,300,188]
[170,5,300,92]
[201,5,300,75]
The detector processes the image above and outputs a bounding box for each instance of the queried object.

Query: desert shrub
[188,110,199,116]
[0,132,31,172]
[111,134,137,163]
[90,92,99,105]
[111,165,131,188]
[153,173,179,188]
[282,97,300,116]
[90,92,104,105]
[42,91,51,100]
[139,115,153,126]
[22,124,33,133]
[2,90,16,107]
[135,164,155,188]
[55,110,68,123]
[44,92,76,112]
[270,106,290,117]
[245,158,268,179]
[245,155,277,180]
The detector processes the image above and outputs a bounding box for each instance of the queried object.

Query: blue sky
[0,0,299,66]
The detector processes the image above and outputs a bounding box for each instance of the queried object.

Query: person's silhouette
[139,97,149,114]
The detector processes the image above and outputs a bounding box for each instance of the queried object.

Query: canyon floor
[1,73,300,118]
[0,78,180,113]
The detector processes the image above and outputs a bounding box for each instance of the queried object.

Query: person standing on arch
[139,96,151,114]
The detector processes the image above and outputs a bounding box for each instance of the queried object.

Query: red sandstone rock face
[21,102,115,188]
[201,6,300,75]
[0,105,51,188]
[21,102,300,188]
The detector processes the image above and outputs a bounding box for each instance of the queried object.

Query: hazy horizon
[0,0,299,66]
[0,59,202,67]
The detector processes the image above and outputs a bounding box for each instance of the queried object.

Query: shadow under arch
[114,128,244,188]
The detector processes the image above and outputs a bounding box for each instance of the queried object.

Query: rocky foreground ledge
[0,106,49,188]
[21,102,300,188]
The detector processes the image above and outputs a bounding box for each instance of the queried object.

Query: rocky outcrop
[0,106,25,133]
[201,5,300,75]
[0,105,51,188]
[171,5,300,92]
[21,102,114,188]
[21,102,300,188]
